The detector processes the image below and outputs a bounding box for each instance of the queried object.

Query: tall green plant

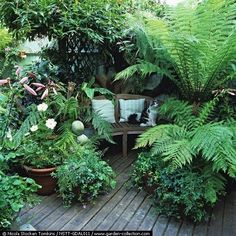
[136,97,236,177]
[117,0,236,102]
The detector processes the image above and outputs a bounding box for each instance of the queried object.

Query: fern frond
[135,124,172,148]
[191,123,236,176]
[56,121,77,153]
[162,139,193,169]
[50,93,79,121]
[159,98,196,129]
[195,96,219,127]
[92,112,114,143]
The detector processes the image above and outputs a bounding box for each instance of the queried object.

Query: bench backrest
[93,94,153,123]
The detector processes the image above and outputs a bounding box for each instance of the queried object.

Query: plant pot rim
[23,165,57,173]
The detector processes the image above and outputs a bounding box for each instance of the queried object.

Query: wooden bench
[93,94,153,157]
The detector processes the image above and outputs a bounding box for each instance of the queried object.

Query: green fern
[117,0,236,102]
[136,98,236,177]
[50,93,79,121]
[92,112,114,143]
[55,121,77,154]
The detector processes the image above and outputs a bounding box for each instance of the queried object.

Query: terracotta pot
[23,165,57,196]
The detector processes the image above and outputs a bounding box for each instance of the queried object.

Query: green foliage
[0,28,11,51]
[92,112,114,143]
[132,152,226,222]
[53,145,116,206]
[51,93,79,122]
[136,98,236,177]
[117,0,236,102]
[13,109,40,147]
[0,171,39,229]
[0,0,128,42]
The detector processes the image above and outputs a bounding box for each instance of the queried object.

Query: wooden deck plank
[26,198,62,226]
[193,210,212,236]
[48,154,135,231]
[47,162,133,230]
[19,196,48,217]
[46,204,84,230]
[222,191,236,236]
[178,219,194,236]
[124,196,153,230]
[36,201,70,230]
[207,199,225,236]
[95,188,139,230]
[16,150,236,234]
[61,180,130,230]
[19,194,58,224]
[61,167,132,230]
[82,183,133,230]
[109,191,147,230]
[164,217,182,236]
[138,206,159,231]
[152,215,170,236]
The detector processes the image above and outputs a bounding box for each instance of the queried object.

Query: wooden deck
[16,151,236,235]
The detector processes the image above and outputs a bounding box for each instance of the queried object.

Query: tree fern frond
[159,98,196,129]
[191,123,236,176]
[195,96,219,127]
[162,139,193,169]
[121,0,236,102]
[135,124,173,148]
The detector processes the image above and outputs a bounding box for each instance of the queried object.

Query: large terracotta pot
[23,165,57,196]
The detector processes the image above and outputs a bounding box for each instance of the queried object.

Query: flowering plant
[17,102,64,168]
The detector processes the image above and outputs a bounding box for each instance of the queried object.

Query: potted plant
[17,103,65,195]
[53,144,116,206]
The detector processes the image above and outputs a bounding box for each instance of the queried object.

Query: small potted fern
[53,145,116,206]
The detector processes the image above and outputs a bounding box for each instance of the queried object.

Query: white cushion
[119,99,145,122]
[92,99,115,123]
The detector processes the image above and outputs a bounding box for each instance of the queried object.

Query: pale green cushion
[92,99,115,123]
[119,99,145,122]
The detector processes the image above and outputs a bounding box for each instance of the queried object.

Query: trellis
[58,34,110,84]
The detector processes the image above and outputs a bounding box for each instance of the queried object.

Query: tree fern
[136,97,236,177]
[117,0,236,102]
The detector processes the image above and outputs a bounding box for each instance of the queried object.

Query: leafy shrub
[0,171,39,229]
[132,152,226,222]
[53,145,116,206]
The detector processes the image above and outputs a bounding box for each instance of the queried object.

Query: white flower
[37,103,48,112]
[46,118,57,130]
[6,129,13,141]
[30,125,38,132]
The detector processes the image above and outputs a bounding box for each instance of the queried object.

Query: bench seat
[93,94,153,157]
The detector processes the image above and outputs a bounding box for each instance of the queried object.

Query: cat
[127,100,159,126]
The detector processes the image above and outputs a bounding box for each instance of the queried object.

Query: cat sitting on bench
[128,100,158,126]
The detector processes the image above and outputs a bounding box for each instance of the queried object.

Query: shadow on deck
[16,151,236,235]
